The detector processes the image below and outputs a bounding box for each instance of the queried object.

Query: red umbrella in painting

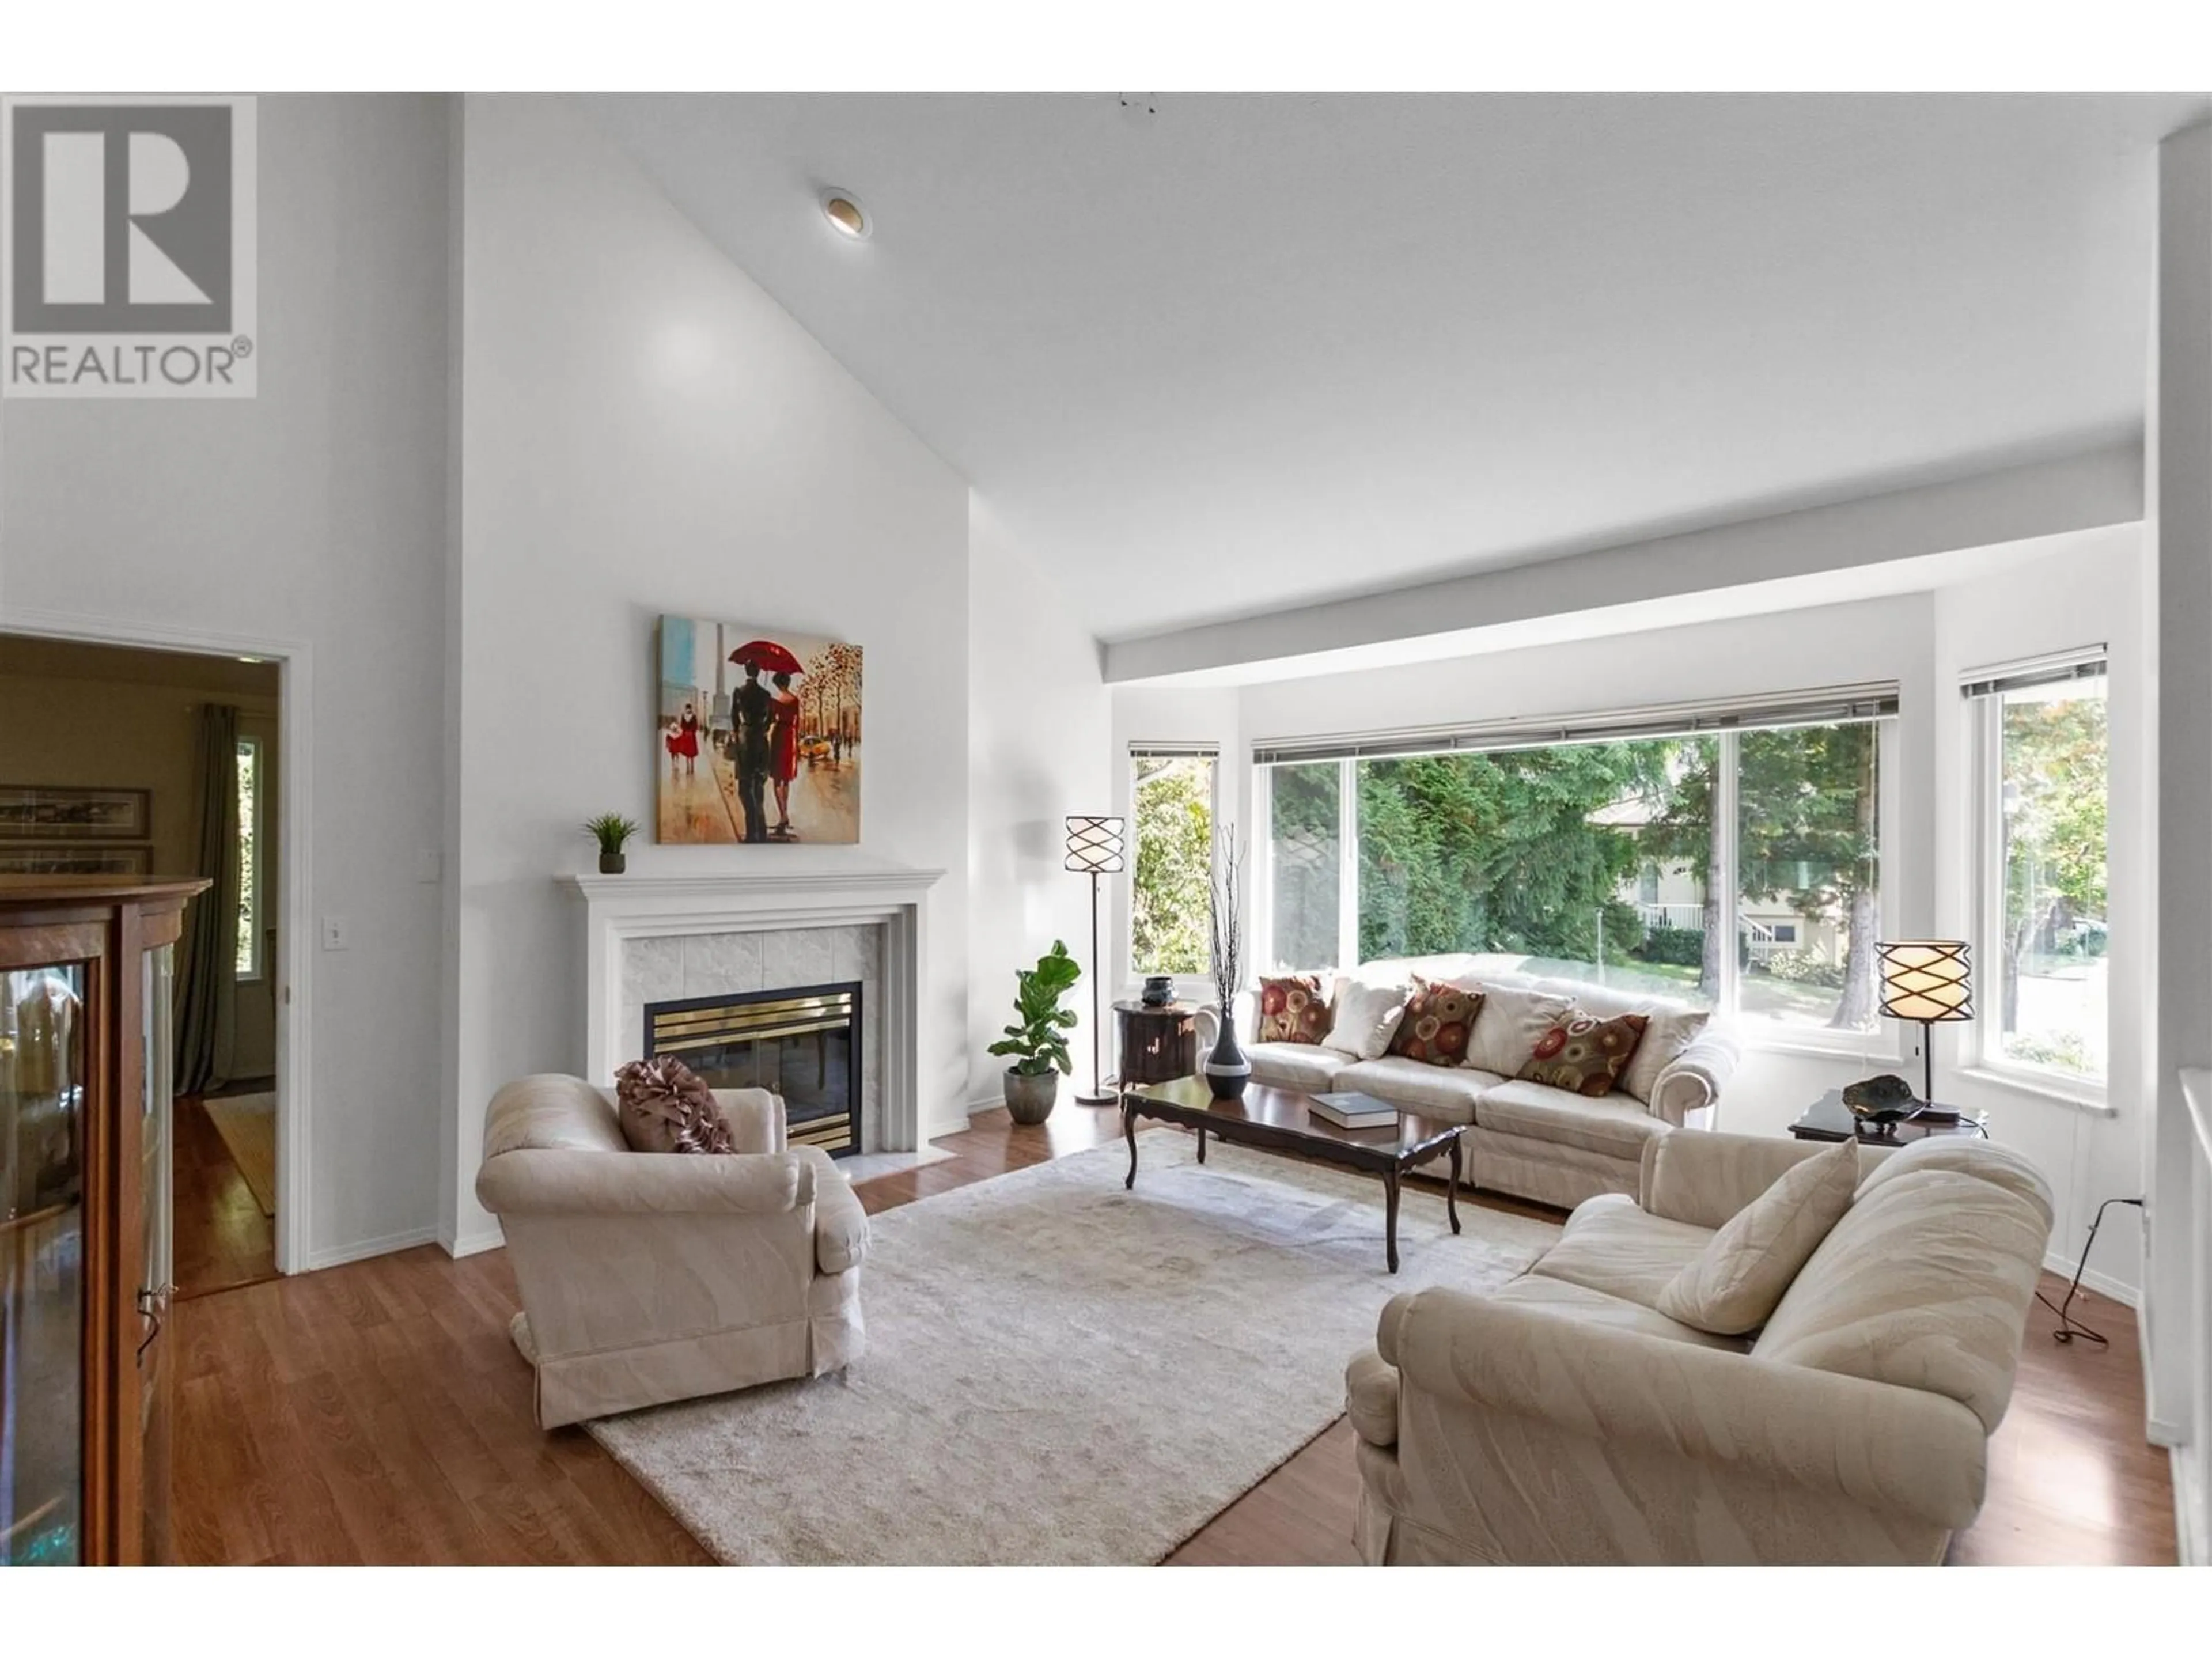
[729,639,802,675]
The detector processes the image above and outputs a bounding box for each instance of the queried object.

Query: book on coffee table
[1310,1091,1402,1130]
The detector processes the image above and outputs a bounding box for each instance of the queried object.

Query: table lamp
[1876,940,1974,1107]
[1065,816,1126,1106]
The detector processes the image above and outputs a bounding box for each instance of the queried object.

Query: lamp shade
[1876,940,1974,1023]
[1065,815,1126,874]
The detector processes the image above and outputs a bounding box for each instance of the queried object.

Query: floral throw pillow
[613,1055,736,1154]
[1255,974,1332,1045]
[1387,975,1486,1067]
[1517,1010,1652,1099]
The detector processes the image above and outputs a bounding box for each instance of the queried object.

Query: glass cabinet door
[1,961,89,1566]
[138,943,175,1565]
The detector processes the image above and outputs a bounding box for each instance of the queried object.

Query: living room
[2,12,2208,1633]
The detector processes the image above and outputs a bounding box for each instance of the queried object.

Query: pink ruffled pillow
[612,1056,735,1154]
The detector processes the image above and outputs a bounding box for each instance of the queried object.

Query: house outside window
[1130,745,1218,978]
[1255,688,1893,1042]
[1967,653,2108,1084]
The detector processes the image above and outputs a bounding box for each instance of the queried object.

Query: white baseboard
[303,1224,442,1273]
[2175,1446,2208,1567]
[444,1225,505,1259]
[2040,1247,2138,1309]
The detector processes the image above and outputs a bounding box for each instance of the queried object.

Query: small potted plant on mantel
[988,940,1082,1125]
[585,813,639,875]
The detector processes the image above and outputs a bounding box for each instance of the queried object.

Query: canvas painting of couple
[655,615,862,845]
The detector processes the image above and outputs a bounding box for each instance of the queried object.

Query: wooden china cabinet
[1,876,206,1566]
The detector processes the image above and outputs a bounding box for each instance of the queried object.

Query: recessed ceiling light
[819,188,870,241]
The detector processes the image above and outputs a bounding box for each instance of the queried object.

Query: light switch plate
[321,914,351,951]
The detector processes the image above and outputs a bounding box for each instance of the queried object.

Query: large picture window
[1968,654,2108,1082]
[1256,691,1892,1039]
[1130,746,1217,977]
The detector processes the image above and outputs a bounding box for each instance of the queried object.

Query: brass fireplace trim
[642,982,863,1158]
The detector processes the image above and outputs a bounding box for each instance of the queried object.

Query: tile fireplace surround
[559,865,944,1156]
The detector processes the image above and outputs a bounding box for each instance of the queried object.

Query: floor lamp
[1065,815,1126,1107]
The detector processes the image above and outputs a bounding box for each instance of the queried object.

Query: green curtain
[175,702,241,1094]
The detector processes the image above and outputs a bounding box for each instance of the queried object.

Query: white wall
[448,96,972,1251]
[0,93,453,1268]
[1116,571,2150,1298]
[2148,119,2211,1558]
[965,498,1110,1107]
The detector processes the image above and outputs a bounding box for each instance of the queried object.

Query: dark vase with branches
[1203,825,1251,1099]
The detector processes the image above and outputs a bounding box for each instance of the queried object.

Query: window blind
[1958,645,2107,700]
[1251,682,1899,767]
[1129,742,1221,759]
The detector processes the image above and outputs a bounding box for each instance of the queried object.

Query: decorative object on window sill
[584,813,638,876]
[1875,939,1973,1107]
[1141,974,1173,1007]
[1064,816,1126,1105]
[1203,822,1251,1100]
[987,940,1082,1126]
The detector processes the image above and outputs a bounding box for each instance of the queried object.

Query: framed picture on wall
[0,785,152,842]
[654,616,863,847]
[0,843,154,876]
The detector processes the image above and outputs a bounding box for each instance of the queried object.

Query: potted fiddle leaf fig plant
[987,940,1082,1125]
[585,813,639,874]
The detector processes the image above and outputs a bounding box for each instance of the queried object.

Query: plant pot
[1203,1000,1251,1099]
[1141,974,1174,1007]
[597,850,627,874]
[1002,1067,1058,1126]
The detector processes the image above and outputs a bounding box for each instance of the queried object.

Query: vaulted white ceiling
[586,92,2207,642]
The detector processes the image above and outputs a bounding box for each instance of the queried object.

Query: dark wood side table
[1789,1089,1990,1145]
[1112,999,1199,1085]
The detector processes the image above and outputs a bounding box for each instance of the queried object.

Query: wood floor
[169,1101,2176,1566]
[173,1086,279,1301]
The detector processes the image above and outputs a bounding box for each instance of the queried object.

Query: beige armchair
[475,1073,867,1429]
[1346,1130,2054,1565]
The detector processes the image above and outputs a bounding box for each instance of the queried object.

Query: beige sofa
[475,1073,868,1429]
[1345,1130,2055,1565]
[1243,954,1741,1209]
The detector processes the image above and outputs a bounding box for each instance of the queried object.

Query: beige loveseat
[1345,1130,2054,1565]
[475,1074,868,1429]
[1243,954,1741,1209]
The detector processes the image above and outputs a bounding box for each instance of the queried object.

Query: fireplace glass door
[645,981,861,1157]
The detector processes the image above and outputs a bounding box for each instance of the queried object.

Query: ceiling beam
[1103,442,2143,685]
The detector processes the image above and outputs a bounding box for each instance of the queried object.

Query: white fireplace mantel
[559,863,944,1153]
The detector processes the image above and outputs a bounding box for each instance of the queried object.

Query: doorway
[0,632,286,1297]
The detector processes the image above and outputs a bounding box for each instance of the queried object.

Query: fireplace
[643,980,862,1158]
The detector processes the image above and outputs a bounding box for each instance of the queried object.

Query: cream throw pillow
[1461,985,1573,1075]
[1324,976,1412,1060]
[1619,1004,1711,1104]
[1656,1139,1859,1335]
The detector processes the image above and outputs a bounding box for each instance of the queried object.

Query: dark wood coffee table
[1120,1075,1463,1272]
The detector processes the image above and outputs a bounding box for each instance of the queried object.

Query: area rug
[202,1092,278,1217]
[585,1131,1561,1565]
